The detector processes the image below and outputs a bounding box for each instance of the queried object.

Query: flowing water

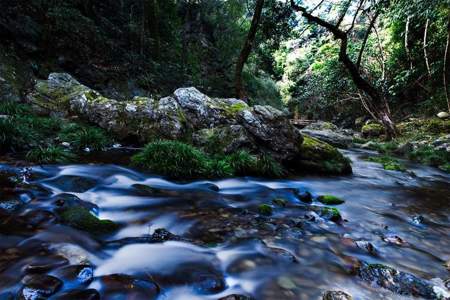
[0,149,449,299]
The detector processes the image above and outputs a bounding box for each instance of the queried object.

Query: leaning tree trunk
[290,0,397,139]
[444,15,450,112]
[234,0,265,100]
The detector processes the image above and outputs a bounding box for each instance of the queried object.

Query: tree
[235,0,265,100]
[290,0,398,139]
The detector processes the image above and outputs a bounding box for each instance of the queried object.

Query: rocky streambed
[0,149,449,299]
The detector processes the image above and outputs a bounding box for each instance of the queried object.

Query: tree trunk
[405,15,413,70]
[444,15,450,112]
[148,0,160,59]
[423,18,431,77]
[356,10,380,70]
[234,0,265,100]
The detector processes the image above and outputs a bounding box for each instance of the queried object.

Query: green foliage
[0,117,35,152]
[26,146,75,164]
[256,153,284,178]
[224,150,258,176]
[60,206,119,235]
[317,195,345,205]
[59,123,111,151]
[367,156,407,172]
[408,146,449,168]
[131,140,213,178]
[0,101,30,115]
[132,140,286,179]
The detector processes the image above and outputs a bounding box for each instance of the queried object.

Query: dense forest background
[0,0,449,127]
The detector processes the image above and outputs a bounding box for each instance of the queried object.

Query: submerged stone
[59,206,119,235]
[322,290,353,300]
[21,274,62,298]
[317,195,345,205]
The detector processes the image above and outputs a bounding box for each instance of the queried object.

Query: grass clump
[317,195,345,205]
[256,153,284,178]
[60,206,119,235]
[59,123,111,151]
[26,146,75,164]
[258,204,273,216]
[224,150,258,175]
[367,156,406,171]
[132,140,213,178]
[132,140,286,179]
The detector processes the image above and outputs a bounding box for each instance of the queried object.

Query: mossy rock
[258,204,273,216]
[59,206,119,235]
[317,195,345,205]
[295,135,352,175]
[272,198,288,207]
[319,207,342,222]
[361,123,384,138]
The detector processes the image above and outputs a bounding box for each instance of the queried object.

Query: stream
[0,149,449,299]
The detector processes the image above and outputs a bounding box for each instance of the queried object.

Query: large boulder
[301,121,353,149]
[27,73,351,174]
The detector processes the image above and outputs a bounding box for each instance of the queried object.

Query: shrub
[131,140,212,178]
[59,123,111,151]
[408,146,449,167]
[26,146,75,164]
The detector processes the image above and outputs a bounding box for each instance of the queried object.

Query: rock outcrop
[27,73,352,174]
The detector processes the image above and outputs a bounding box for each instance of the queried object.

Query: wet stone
[52,264,94,286]
[358,263,440,299]
[45,175,99,193]
[322,290,353,300]
[218,294,253,300]
[52,289,100,300]
[97,274,159,299]
[23,255,69,273]
[52,193,99,214]
[21,274,63,298]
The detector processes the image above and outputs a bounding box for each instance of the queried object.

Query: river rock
[52,289,100,300]
[21,274,63,298]
[322,290,353,300]
[26,73,356,173]
[301,128,353,149]
[358,263,445,299]
[96,274,159,299]
[437,112,449,119]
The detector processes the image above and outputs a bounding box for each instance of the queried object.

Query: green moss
[320,207,342,222]
[367,156,407,172]
[296,135,352,175]
[258,204,273,216]
[272,198,288,207]
[26,146,76,164]
[221,102,248,117]
[60,206,119,234]
[362,123,384,137]
[317,195,345,205]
